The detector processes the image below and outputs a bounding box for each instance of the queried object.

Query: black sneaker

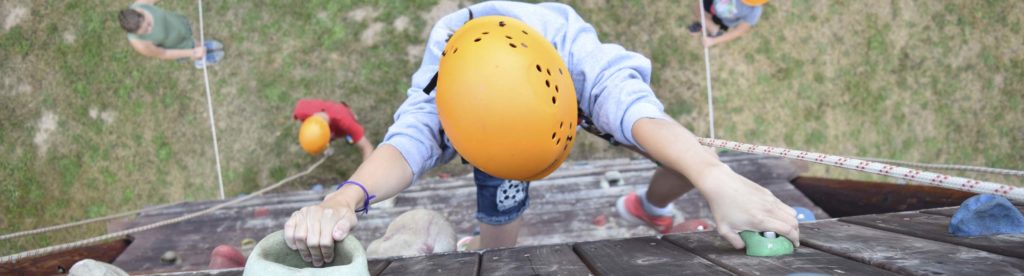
[687,22,702,33]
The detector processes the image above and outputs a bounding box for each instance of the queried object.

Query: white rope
[0,155,327,264]
[0,202,181,241]
[697,137,1024,203]
[698,0,715,139]
[853,156,1024,177]
[196,0,226,200]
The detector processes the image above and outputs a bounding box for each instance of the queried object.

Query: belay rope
[0,155,328,264]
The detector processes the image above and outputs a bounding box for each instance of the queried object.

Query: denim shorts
[473,167,530,225]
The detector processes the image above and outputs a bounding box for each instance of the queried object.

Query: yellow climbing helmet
[437,16,578,181]
[299,115,331,155]
[742,0,769,6]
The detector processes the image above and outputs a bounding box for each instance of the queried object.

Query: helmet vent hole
[556,138,561,145]
[551,96,556,104]
[547,69,551,76]
[559,68,564,75]
[442,50,446,57]
[555,85,559,93]
[453,48,458,54]
[551,132,556,139]
[536,64,542,72]
[508,43,517,48]
[567,136,573,142]
[560,121,564,129]
[522,30,528,35]
[505,35,512,39]
[520,43,528,48]
[545,80,550,87]
[499,21,506,27]
[482,32,489,35]
[474,37,482,42]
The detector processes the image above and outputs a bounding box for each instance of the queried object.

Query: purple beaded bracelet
[335,180,376,215]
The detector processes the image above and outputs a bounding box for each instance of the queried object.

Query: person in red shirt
[292,99,374,160]
[207,99,375,269]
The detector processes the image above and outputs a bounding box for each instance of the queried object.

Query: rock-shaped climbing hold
[793,207,816,222]
[600,170,624,188]
[950,194,1024,237]
[740,231,794,257]
[160,251,177,264]
[243,230,369,276]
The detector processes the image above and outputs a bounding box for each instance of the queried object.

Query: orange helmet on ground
[437,16,578,181]
[742,0,768,6]
[299,115,331,155]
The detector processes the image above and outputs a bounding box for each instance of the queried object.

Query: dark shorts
[473,168,530,225]
[702,0,730,31]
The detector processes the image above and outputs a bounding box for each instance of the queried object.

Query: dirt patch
[3,5,28,32]
[63,30,76,44]
[392,16,410,33]
[360,22,386,46]
[33,110,58,156]
[406,44,425,62]
[88,107,117,124]
[420,0,466,37]
[346,6,380,22]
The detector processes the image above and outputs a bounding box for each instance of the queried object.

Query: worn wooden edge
[573,236,733,275]
[479,243,591,276]
[799,219,1024,275]
[0,236,133,275]
[662,231,897,276]
[377,251,480,276]
[840,211,1024,259]
[137,267,244,276]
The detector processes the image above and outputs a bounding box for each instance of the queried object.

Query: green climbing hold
[243,230,369,276]
[740,231,794,257]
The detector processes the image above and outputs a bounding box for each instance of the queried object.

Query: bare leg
[476,217,523,250]
[645,167,694,207]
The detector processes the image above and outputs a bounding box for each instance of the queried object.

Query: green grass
[2,0,1023,255]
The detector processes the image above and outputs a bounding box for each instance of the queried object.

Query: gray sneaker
[194,50,225,69]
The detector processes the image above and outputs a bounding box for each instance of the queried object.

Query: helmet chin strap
[424,8,474,96]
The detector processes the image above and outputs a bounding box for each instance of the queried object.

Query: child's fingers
[717,226,745,249]
[305,207,324,267]
[318,209,336,264]
[292,212,313,263]
[283,212,298,250]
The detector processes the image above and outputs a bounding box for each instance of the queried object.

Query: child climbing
[292,99,374,161]
[118,0,224,69]
[283,1,798,267]
[688,0,767,47]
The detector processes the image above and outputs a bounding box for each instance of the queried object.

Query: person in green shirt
[118,0,224,68]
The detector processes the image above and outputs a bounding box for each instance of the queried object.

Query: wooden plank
[479,244,591,276]
[378,252,478,276]
[841,212,1024,259]
[368,259,390,276]
[0,237,133,275]
[663,231,896,275]
[791,177,973,217]
[139,268,243,276]
[574,236,732,275]
[800,220,1024,275]
[922,206,1024,217]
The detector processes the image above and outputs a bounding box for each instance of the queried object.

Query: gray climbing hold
[600,170,624,188]
[243,230,369,276]
[160,251,177,264]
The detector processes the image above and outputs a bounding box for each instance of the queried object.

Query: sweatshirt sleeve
[379,11,467,180]
[545,3,671,151]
